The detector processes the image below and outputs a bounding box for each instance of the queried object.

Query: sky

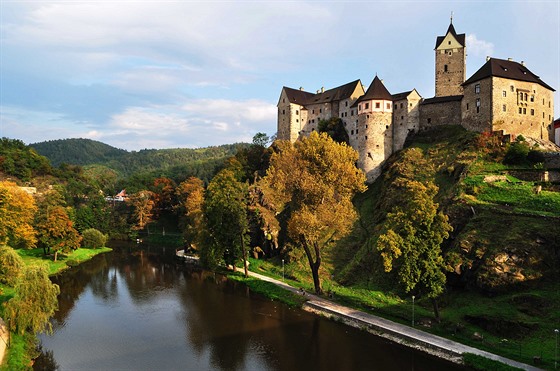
[1,1,559,151]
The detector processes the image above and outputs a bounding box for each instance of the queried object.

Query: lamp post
[282,259,285,281]
[412,295,415,327]
[555,328,559,369]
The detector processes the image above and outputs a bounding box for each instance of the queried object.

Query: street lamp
[282,259,285,281]
[555,328,559,369]
[412,295,415,327]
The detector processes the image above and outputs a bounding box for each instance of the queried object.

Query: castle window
[375,102,380,108]
[351,130,354,135]
[320,109,322,113]
[356,129,359,134]
[365,136,368,140]
[386,125,389,129]
[524,93,528,101]
[427,118,432,124]
[351,110,354,116]
[523,108,526,114]
[511,86,514,92]
[475,84,480,94]
[519,92,524,101]
[282,110,285,114]
[365,103,370,109]
[410,103,412,107]
[543,112,545,118]
[366,125,368,128]
[345,101,348,107]
[519,107,523,114]
[448,41,451,45]
[312,109,315,114]
[386,103,391,109]
[531,109,534,116]
[502,90,507,97]
[400,103,403,108]
[296,110,299,115]
[476,98,480,113]
[444,64,448,72]
[401,116,404,120]
[466,103,469,110]
[503,104,507,112]
[530,95,534,102]
[549,101,551,108]
[296,119,299,122]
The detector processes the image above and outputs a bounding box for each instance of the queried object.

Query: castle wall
[462,77,555,140]
[393,92,421,151]
[356,109,393,182]
[302,102,333,135]
[419,99,462,129]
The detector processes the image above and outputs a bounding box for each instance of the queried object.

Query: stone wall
[461,78,493,133]
[419,99,462,129]
[356,111,392,182]
[435,37,466,97]
[393,93,421,151]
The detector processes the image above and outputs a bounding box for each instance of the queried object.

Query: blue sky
[1,1,559,151]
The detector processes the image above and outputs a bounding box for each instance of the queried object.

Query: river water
[35,243,464,370]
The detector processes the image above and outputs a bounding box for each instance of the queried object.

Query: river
[34,243,464,370]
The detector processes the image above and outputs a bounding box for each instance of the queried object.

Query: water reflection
[36,243,463,371]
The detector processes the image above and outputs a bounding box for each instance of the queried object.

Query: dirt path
[246,270,541,371]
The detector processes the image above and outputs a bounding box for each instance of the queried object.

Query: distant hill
[30,138,250,181]
[30,138,128,167]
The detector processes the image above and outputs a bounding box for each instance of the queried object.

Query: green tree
[0,181,37,249]
[202,168,249,276]
[0,246,24,286]
[376,178,452,321]
[81,228,108,249]
[318,117,350,145]
[262,132,366,294]
[4,264,60,337]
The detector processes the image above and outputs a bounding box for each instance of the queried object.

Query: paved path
[246,270,541,371]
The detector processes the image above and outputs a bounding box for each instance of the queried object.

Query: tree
[252,132,270,147]
[0,181,37,249]
[4,264,60,337]
[262,132,366,294]
[376,178,452,321]
[81,228,108,249]
[36,205,82,261]
[127,190,155,230]
[202,168,249,276]
[176,177,205,251]
[0,246,24,286]
[318,117,350,145]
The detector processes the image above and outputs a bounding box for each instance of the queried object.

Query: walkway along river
[35,243,466,370]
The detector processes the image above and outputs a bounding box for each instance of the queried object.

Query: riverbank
[0,246,112,369]
[241,269,540,371]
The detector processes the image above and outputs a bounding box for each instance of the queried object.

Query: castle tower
[435,18,466,97]
[353,76,393,182]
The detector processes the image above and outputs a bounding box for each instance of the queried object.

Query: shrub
[503,142,530,165]
[0,245,24,286]
[81,228,107,249]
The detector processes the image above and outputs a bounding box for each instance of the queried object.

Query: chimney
[508,57,513,61]
[486,56,491,62]
[521,61,525,66]
[299,86,304,91]
[321,87,324,93]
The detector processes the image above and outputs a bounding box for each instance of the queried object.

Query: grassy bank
[1,246,111,369]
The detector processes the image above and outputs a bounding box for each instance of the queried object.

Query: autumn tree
[376,178,452,321]
[262,132,366,294]
[202,168,249,276]
[36,205,82,261]
[151,177,176,215]
[176,177,205,251]
[0,181,37,249]
[127,190,155,230]
[4,264,60,336]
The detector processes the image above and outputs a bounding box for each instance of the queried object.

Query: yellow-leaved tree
[0,181,37,249]
[262,132,366,294]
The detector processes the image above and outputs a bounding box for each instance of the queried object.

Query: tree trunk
[54,251,58,262]
[302,240,322,295]
[241,233,248,278]
[431,298,441,323]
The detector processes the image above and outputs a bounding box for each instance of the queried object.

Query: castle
[277,21,556,182]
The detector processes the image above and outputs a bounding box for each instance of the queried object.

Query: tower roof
[354,76,392,106]
[435,22,466,49]
[462,58,555,91]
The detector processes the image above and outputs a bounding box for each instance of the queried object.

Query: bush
[504,142,530,165]
[0,245,24,286]
[81,228,107,249]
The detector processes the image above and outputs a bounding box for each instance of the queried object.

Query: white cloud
[466,34,495,58]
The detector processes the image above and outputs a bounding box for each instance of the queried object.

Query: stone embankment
[246,270,541,371]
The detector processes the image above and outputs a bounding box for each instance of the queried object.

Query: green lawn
[16,247,112,276]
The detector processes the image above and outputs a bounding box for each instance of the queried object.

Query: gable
[436,32,463,50]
